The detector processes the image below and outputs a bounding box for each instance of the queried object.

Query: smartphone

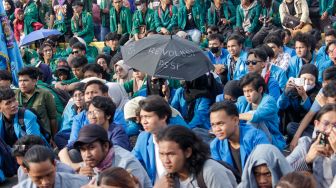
[293,78,304,87]
[317,131,328,146]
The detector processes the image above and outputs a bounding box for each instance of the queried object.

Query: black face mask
[210,47,220,54]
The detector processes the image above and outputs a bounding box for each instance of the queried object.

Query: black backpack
[38,85,71,108]
[196,159,241,188]
[17,108,51,142]
[0,138,18,177]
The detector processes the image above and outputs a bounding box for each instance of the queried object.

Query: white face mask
[303,84,315,91]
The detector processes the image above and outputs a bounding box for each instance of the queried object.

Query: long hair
[157,126,210,175]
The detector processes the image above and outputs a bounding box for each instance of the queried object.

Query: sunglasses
[72,50,80,55]
[13,144,27,153]
[245,60,262,66]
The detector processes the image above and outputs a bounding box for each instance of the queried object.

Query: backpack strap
[18,108,25,129]
[196,167,207,188]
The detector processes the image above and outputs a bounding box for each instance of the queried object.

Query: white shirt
[153,137,166,181]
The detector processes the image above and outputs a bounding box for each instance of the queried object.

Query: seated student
[74,125,152,188]
[14,145,89,188]
[177,0,205,44]
[0,88,45,147]
[12,135,75,183]
[171,74,212,129]
[154,0,178,34]
[71,1,94,43]
[216,80,243,102]
[102,32,121,57]
[210,101,270,175]
[55,83,85,149]
[238,144,294,188]
[278,64,321,140]
[154,126,237,187]
[261,44,288,92]
[280,29,296,56]
[276,171,317,188]
[289,67,336,150]
[0,70,15,89]
[123,69,147,97]
[316,29,336,62]
[287,32,323,80]
[132,0,155,41]
[113,60,133,84]
[246,48,281,101]
[95,54,113,81]
[287,104,336,188]
[207,34,229,84]
[70,42,95,64]
[225,34,248,81]
[237,73,286,150]
[109,0,132,35]
[316,40,336,83]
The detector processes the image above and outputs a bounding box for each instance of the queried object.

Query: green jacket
[319,0,335,15]
[207,2,236,27]
[100,0,111,27]
[71,11,94,44]
[110,6,133,34]
[154,5,178,33]
[236,3,261,33]
[178,5,205,33]
[23,0,39,35]
[179,0,211,16]
[132,8,155,34]
[260,2,281,27]
[37,3,49,26]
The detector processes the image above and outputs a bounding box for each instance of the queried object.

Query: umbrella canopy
[20,29,62,46]
[121,34,214,81]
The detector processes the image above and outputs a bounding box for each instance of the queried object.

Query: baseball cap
[74,125,109,148]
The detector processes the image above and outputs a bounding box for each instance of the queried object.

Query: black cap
[74,125,109,148]
[72,1,84,7]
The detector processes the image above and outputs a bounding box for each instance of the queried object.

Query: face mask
[303,84,315,91]
[210,47,220,54]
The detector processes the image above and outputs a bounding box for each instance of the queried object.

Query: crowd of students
[1,0,336,187]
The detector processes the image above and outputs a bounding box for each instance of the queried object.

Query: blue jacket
[132,131,156,184]
[216,94,224,102]
[269,64,288,91]
[60,102,77,132]
[67,110,130,150]
[236,94,286,150]
[210,123,270,171]
[287,53,323,79]
[225,51,248,81]
[207,48,229,65]
[171,87,211,129]
[283,45,296,57]
[266,76,281,101]
[0,110,43,143]
[315,48,334,83]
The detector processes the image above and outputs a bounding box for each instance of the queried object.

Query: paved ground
[0,176,18,188]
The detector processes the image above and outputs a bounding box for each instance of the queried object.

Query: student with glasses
[287,104,336,188]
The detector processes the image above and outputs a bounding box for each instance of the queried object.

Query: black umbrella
[121,34,214,81]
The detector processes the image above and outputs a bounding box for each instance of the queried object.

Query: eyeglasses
[245,60,263,66]
[71,50,80,55]
[87,110,104,117]
[320,120,336,130]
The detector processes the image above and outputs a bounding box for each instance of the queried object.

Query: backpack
[196,159,241,188]
[0,138,18,178]
[158,5,173,17]
[17,108,51,142]
[38,85,71,108]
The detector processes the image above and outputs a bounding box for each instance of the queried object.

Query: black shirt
[286,1,296,16]
[184,8,196,30]
[215,6,224,24]
[229,144,242,175]
[3,116,17,147]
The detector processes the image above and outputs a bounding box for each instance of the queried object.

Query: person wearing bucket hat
[132,0,155,41]
[71,1,94,43]
[74,125,152,188]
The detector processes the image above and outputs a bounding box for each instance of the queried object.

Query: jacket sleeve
[279,3,286,24]
[207,8,215,25]
[277,92,290,110]
[299,0,310,23]
[247,5,261,33]
[250,96,278,123]
[325,0,335,14]
[188,98,211,129]
[67,114,82,148]
[267,79,281,101]
[71,17,76,33]
[132,12,140,34]
[110,125,131,151]
[24,110,42,136]
[286,137,312,171]
[45,92,57,120]
[210,140,222,161]
[132,133,145,167]
[300,97,312,112]
[235,6,242,28]
[125,8,133,34]
[77,13,94,37]
[167,6,178,32]
[154,10,162,32]
[286,57,297,79]
[227,2,236,25]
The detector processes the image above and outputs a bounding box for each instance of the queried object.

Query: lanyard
[18,91,38,108]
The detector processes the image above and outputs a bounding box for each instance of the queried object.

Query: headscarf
[224,80,243,100]
[105,82,129,110]
[113,60,133,84]
[238,144,294,188]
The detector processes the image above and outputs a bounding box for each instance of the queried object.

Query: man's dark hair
[157,126,210,175]
[248,47,268,62]
[293,32,312,50]
[210,101,239,117]
[325,40,336,54]
[13,135,45,157]
[84,80,109,94]
[0,70,12,82]
[207,25,219,33]
[82,63,104,75]
[139,95,172,123]
[72,82,85,96]
[69,37,80,47]
[208,33,224,44]
[70,56,88,68]
[23,145,55,171]
[264,34,284,47]
[325,29,336,38]
[89,96,116,123]
[323,66,336,82]
[240,72,266,93]
[72,42,86,52]
[0,87,15,102]
[38,42,53,58]
[105,32,120,41]
[323,81,336,98]
[227,34,244,45]
[18,67,39,80]
[261,44,275,59]
[95,54,112,67]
